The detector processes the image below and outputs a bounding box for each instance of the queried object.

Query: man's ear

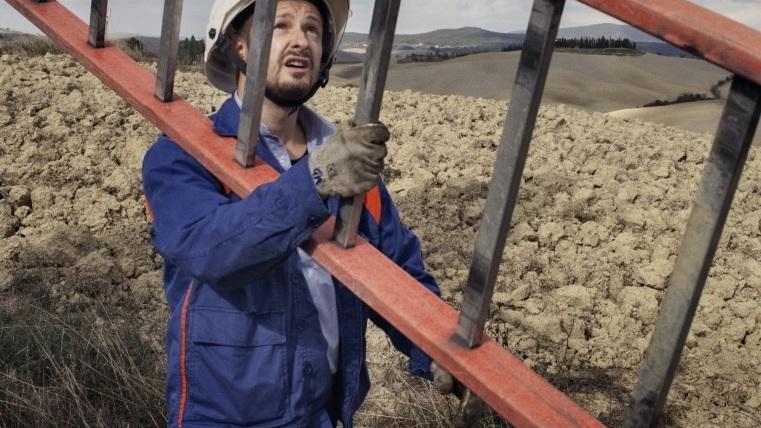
[233,35,248,62]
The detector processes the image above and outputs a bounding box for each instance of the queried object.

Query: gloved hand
[431,361,488,428]
[308,121,389,198]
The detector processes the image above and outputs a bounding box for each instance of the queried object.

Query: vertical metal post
[454,0,565,348]
[333,0,400,248]
[624,76,761,428]
[236,0,278,167]
[88,0,108,48]
[155,0,184,102]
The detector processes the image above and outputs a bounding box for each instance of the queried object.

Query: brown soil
[1,53,760,427]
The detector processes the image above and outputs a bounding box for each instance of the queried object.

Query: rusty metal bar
[154,0,184,102]
[352,0,399,125]
[624,76,761,428]
[236,0,277,167]
[87,0,107,48]
[455,0,565,348]
[5,1,608,426]
[333,0,400,248]
[575,0,761,87]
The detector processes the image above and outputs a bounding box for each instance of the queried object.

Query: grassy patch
[0,296,165,428]
[0,35,202,73]
[0,36,62,56]
[356,366,508,428]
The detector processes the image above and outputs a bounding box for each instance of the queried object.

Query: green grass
[0,36,62,56]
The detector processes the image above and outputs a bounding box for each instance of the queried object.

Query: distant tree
[119,36,151,61]
[555,37,636,50]
[501,43,523,52]
[643,92,710,107]
[124,37,144,53]
[178,36,205,66]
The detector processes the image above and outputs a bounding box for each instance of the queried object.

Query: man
[142,1,454,427]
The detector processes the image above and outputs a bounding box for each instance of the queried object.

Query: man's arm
[142,137,330,290]
[143,122,389,291]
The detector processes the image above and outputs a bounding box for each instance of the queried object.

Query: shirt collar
[215,92,335,171]
[212,92,331,138]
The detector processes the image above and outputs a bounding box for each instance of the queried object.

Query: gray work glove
[309,121,389,198]
[431,361,489,427]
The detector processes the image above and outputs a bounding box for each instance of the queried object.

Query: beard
[264,50,322,106]
[266,78,313,102]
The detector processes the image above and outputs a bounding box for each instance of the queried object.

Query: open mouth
[284,57,310,70]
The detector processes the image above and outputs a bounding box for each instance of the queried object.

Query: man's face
[264,0,324,102]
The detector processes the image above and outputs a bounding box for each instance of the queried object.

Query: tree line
[177,36,205,66]
[555,37,637,50]
[120,35,639,65]
[642,74,734,107]
[121,36,205,66]
[501,37,637,52]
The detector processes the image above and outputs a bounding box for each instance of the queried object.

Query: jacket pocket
[186,307,288,426]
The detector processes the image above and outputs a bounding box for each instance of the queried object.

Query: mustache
[279,49,312,63]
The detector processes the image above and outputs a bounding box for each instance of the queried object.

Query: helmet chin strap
[223,38,329,109]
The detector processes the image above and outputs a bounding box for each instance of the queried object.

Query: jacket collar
[212,94,336,142]
[211,94,337,176]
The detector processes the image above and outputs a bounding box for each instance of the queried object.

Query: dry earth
[1,53,760,427]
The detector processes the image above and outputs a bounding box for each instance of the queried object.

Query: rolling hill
[332,51,728,112]
[343,26,524,49]
[342,24,690,57]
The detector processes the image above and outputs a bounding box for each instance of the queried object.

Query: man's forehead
[276,0,323,21]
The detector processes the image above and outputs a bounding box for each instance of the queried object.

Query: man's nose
[289,28,310,49]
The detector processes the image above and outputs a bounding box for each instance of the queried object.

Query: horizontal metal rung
[455,0,565,349]
[624,76,761,428]
[155,0,184,102]
[88,0,107,48]
[334,0,400,248]
[236,0,277,168]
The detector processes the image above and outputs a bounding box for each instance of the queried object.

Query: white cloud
[692,0,761,29]
[1,0,758,37]
[0,0,214,37]
[347,0,531,33]
[346,0,760,33]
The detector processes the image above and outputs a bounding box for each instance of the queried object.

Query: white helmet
[204,0,350,95]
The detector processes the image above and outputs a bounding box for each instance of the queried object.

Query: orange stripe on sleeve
[364,186,382,224]
[144,197,155,221]
[177,282,193,427]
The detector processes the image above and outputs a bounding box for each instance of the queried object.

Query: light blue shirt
[235,92,339,374]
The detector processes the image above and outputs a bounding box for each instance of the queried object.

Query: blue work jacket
[142,96,440,428]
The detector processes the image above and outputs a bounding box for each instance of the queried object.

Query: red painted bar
[5,1,607,427]
[576,0,761,86]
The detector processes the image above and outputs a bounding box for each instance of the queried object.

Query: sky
[1,0,759,38]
